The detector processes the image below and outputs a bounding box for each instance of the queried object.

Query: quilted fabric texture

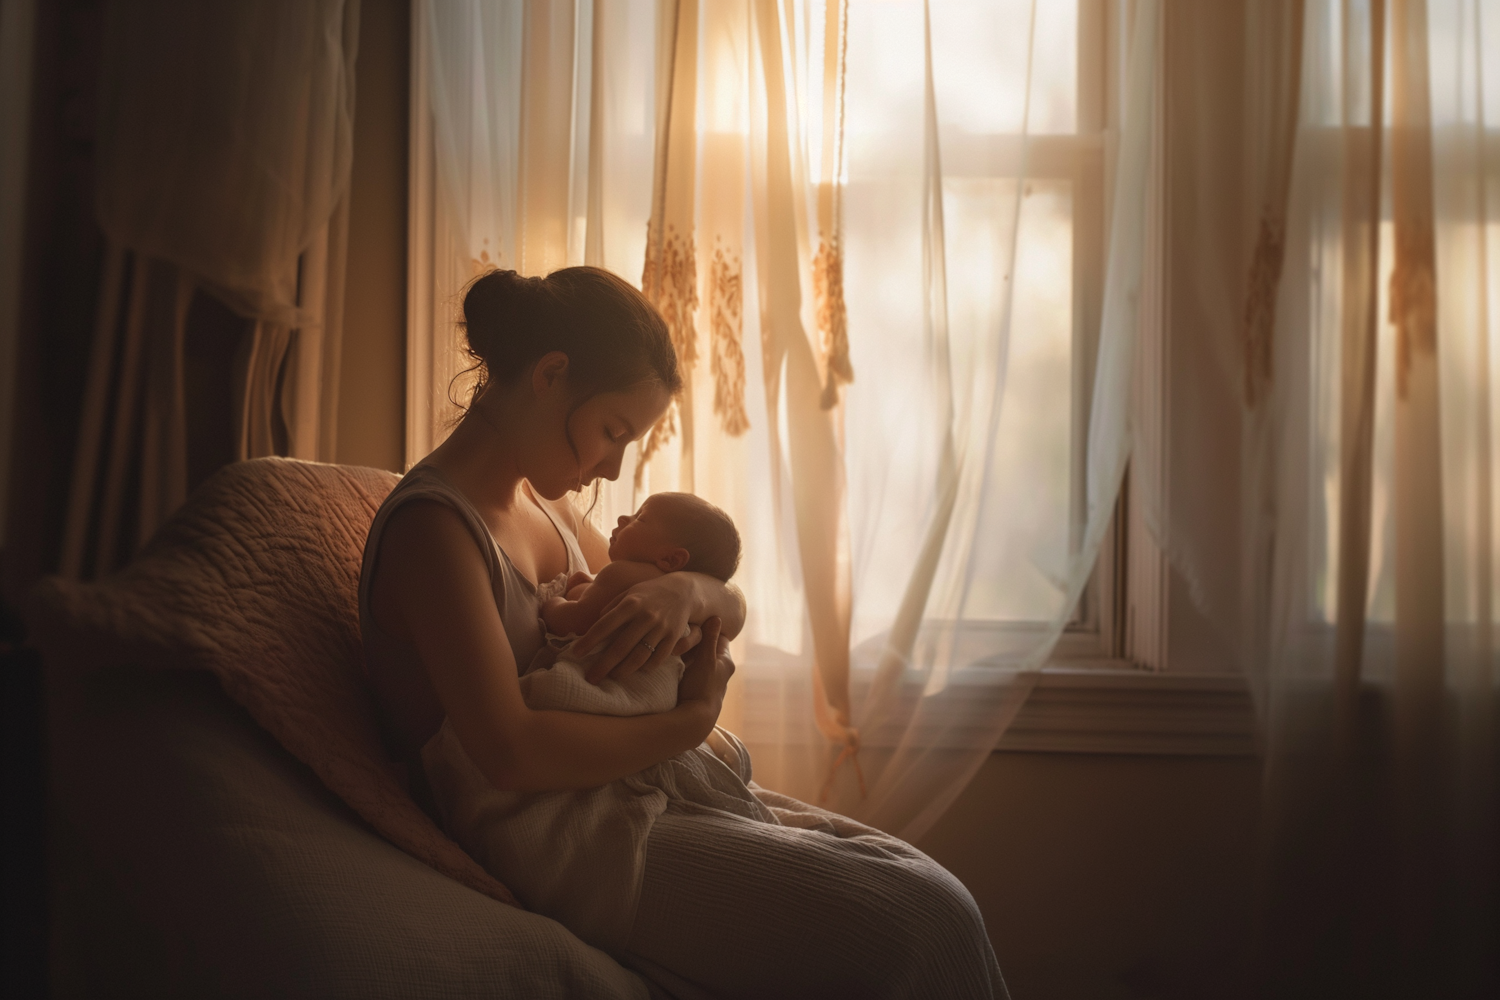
[29,457,517,907]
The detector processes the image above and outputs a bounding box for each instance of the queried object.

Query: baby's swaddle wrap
[421,635,777,954]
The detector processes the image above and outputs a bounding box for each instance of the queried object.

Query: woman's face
[526,369,671,500]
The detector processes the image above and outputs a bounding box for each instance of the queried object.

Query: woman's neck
[425,391,528,513]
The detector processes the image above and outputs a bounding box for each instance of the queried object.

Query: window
[839,0,1137,667]
[411,0,1171,685]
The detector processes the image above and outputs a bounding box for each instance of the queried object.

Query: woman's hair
[456,266,682,410]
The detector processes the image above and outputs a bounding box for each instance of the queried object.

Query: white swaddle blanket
[420,636,778,954]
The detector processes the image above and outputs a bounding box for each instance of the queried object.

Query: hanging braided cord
[814,0,853,410]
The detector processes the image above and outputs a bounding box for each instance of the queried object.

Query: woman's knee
[894,860,988,949]
[835,857,996,993]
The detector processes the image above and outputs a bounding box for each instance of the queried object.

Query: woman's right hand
[677,617,733,728]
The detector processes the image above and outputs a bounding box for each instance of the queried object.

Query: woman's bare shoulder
[380,495,477,552]
[370,499,494,635]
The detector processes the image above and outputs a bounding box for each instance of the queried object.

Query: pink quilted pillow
[28,457,517,907]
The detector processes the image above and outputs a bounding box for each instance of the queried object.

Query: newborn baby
[422,491,776,956]
[542,490,741,639]
[517,491,742,718]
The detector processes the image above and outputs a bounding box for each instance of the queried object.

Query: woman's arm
[372,502,732,791]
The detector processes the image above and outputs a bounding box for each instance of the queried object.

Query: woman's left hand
[673,623,704,657]
[580,573,695,683]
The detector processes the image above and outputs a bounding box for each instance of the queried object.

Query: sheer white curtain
[1154,0,1499,990]
[418,0,1161,840]
[408,0,659,456]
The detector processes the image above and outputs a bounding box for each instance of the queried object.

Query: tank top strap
[359,465,505,600]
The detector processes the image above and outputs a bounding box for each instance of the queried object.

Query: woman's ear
[655,547,691,573]
[531,351,571,395]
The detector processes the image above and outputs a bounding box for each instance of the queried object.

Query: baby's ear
[656,547,690,573]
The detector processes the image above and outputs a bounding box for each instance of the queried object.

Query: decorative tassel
[813,0,853,411]
[814,238,853,410]
[638,220,700,482]
[1242,209,1284,408]
[470,238,497,275]
[1389,227,1437,401]
[709,243,749,436]
[642,221,699,367]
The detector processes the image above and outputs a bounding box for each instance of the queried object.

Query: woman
[360,266,1006,999]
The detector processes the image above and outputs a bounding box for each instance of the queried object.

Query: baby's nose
[617,514,630,527]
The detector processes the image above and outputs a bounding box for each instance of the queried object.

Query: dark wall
[339,0,410,474]
[2,0,106,614]
[1,8,411,990]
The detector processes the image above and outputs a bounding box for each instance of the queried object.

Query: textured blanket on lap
[424,639,778,954]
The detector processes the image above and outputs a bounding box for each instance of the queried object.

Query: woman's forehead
[602,382,670,420]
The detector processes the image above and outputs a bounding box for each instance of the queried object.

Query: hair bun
[454,264,680,413]
[463,268,537,317]
[463,269,544,360]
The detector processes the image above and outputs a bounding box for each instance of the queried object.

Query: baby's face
[608,496,691,568]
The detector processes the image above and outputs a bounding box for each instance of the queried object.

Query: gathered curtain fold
[419,0,1161,841]
[64,0,360,579]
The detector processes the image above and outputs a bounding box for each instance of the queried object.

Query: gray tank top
[358,464,587,760]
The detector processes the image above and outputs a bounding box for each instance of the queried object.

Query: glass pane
[928,0,1077,136]
[842,1,1083,634]
[955,179,1075,621]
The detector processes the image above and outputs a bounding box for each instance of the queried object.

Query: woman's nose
[596,450,624,483]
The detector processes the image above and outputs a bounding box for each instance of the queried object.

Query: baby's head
[608,492,740,581]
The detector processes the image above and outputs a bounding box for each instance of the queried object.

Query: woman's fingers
[677,618,725,705]
[582,600,674,682]
[712,629,733,689]
[699,618,724,668]
[579,584,695,682]
[671,623,703,656]
[578,599,640,663]
[578,605,641,681]
[604,633,653,682]
[584,616,653,682]
[611,620,678,682]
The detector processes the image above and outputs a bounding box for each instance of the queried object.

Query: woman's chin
[531,477,579,502]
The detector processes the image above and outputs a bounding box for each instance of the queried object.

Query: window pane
[954,179,1075,621]
[928,0,1077,136]
[842,1,1085,635]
